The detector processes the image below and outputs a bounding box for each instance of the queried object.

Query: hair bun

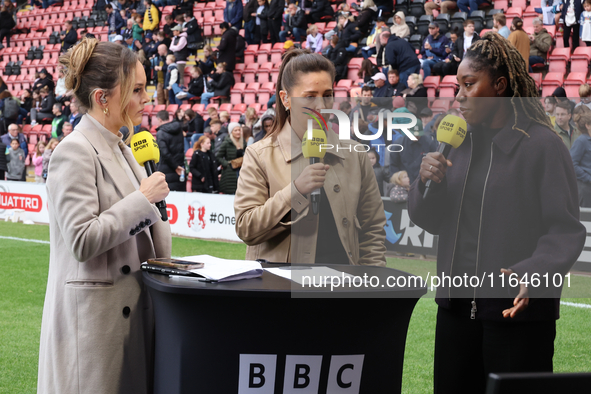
[60,37,100,92]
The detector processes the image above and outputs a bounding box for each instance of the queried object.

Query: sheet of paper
[265,266,357,285]
[180,255,263,281]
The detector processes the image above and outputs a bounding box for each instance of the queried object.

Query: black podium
[143,264,427,394]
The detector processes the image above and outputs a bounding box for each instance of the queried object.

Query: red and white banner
[0,181,241,242]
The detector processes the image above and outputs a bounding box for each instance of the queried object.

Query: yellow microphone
[423,115,468,199]
[302,128,327,215]
[131,131,168,221]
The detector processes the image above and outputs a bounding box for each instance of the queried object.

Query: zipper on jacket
[471,142,494,319]
[448,135,473,301]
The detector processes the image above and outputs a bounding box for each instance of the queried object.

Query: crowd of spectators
[1,0,590,201]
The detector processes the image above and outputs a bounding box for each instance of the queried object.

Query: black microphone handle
[144,160,169,222]
[423,142,452,199]
[310,157,320,215]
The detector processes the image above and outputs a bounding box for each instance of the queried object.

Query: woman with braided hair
[409,32,586,393]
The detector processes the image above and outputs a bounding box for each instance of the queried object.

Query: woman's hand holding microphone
[294,163,330,196]
[420,152,453,185]
[140,172,170,204]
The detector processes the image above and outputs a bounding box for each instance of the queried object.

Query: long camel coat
[37,115,172,394]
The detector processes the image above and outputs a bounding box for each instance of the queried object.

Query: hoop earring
[103,107,109,115]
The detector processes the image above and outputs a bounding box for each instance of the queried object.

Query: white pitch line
[0,236,50,244]
[560,301,591,309]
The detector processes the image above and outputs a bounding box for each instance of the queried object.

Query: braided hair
[464,31,554,136]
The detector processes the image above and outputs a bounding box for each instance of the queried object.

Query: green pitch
[0,221,589,393]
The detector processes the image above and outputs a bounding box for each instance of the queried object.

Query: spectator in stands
[303,25,322,53]
[243,125,254,146]
[69,100,83,128]
[425,0,458,16]
[217,22,238,72]
[389,116,434,184]
[387,69,405,96]
[267,0,284,43]
[156,110,186,191]
[436,20,480,80]
[31,86,56,125]
[123,18,134,38]
[562,0,582,49]
[185,108,204,143]
[60,122,73,140]
[204,106,219,130]
[421,23,450,78]
[431,29,459,77]
[528,18,552,71]
[143,0,160,32]
[224,0,244,28]
[362,16,388,58]
[357,0,378,37]
[544,96,557,125]
[60,21,78,53]
[6,139,25,182]
[555,100,581,149]
[174,66,204,102]
[189,135,219,193]
[208,119,224,152]
[325,35,348,81]
[384,31,421,89]
[253,112,274,142]
[164,54,180,105]
[388,170,410,202]
[390,11,410,38]
[17,90,32,124]
[55,69,68,102]
[420,107,434,129]
[577,85,591,111]
[457,0,483,17]
[252,0,269,44]
[154,44,169,105]
[1,124,28,158]
[371,72,394,98]
[216,122,244,194]
[571,112,591,206]
[240,107,259,129]
[170,25,189,81]
[133,14,144,40]
[358,58,380,83]
[201,62,235,104]
[196,45,215,76]
[33,141,45,183]
[281,3,307,42]
[0,92,18,130]
[581,0,591,45]
[367,149,386,196]
[509,18,531,71]
[493,13,510,39]
[164,15,178,40]
[403,74,427,98]
[41,137,57,181]
[143,32,158,64]
[34,68,55,92]
[183,11,203,55]
[51,103,67,139]
[106,4,125,40]
[156,29,171,48]
[335,15,362,53]
[244,0,258,44]
[350,87,377,132]
[306,0,334,24]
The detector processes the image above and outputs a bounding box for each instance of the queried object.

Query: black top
[314,188,350,265]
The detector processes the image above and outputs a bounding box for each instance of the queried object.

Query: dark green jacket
[215,136,242,194]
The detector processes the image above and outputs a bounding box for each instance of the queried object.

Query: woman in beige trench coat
[234,49,386,266]
[37,39,172,394]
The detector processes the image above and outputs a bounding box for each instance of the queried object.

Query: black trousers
[563,23,580,50]
[268,18,282,44]
[0,29,11,47]
[434,303,555,394]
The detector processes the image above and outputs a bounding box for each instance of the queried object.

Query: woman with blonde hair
[306,24,323,53]
[37,38,171,394]
[216,122,244,194]
[388,170,410,203]
[241,106,259,128]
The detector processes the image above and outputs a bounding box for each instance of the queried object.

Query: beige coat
[37,115,172,394]
[234,122,386,266]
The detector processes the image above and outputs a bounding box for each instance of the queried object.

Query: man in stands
[528,18,552,71]
[577,85,591,111]
[420,23,449,78]
[106,3,125,41]
[60,21,78,53]
[457,0,484,16]
[183,10,203,56]
[267,0,285,44]
[371,72,394,98]
[154,44,169,105]
[388,69,405,97]
[1,124,28,161]
[217,22,237,72]
[156,110,186,192]
[493,13,510,39]
[385,31,421,89]
[60,122,73,141]
[335,15,363,53]
[224,0,244,28]
[425,0,458,16]
[280,3,307,42]
[555,101,581,149]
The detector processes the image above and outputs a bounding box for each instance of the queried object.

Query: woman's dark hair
[59,38,138,141]
[273,49,336,136]
[512,17,524,30]
[464,31,553,135]
[358,59,375,79]
[544,96,557,105]
[185,108,196,119]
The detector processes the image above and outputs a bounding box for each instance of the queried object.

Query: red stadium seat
[192,103,205,114]
[243,83,261,104]
[571,47,591,73]
[565,72,586,97]
[548,48,570,74]
[231,82,246,104]
[231,103,247,116]
[167,104,179,117]
[529,73,542,91]
[505,7,523,19]
[439,75,457,97]
[151,104,167,126]
[270,43,284,63]
[430,99,450,114]
[142,104,153,129]
[258,82,275,105]
[541,72,564,97]
[334,79,353,98]
[243,63,260,84]
[423,76,440,98]
[494,0,509,11]
[219,103,233,113]
[244,44,258,64]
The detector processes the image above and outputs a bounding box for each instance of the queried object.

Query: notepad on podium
[170,255,263,282]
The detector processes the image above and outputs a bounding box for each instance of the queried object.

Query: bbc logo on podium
[238,354,365,393]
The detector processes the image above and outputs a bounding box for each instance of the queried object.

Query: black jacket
[186,112,204,136]
[385,35,421,72]
[235,33,246,60]
[189,149,219,192]
[33,77,55,92]
[209,71,235,98]
[217,28,238,71]
[409,114,586,320]
[62,29,78,52]
[243,0,258,23]
[185,18,203,46]
[0,10,16,31]
[156,120,186,190]
[285,9,307,31]
[267,0,284,21]
[452,33,481,62]
[310,0,334,18]
[39,93,56,114]
[338,21,363,48]
[357,8,377,36]
[187,76,204,97]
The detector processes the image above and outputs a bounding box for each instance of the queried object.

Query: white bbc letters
[326,355,365,393]
[238,354,277,394]
[283,355,323,394]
